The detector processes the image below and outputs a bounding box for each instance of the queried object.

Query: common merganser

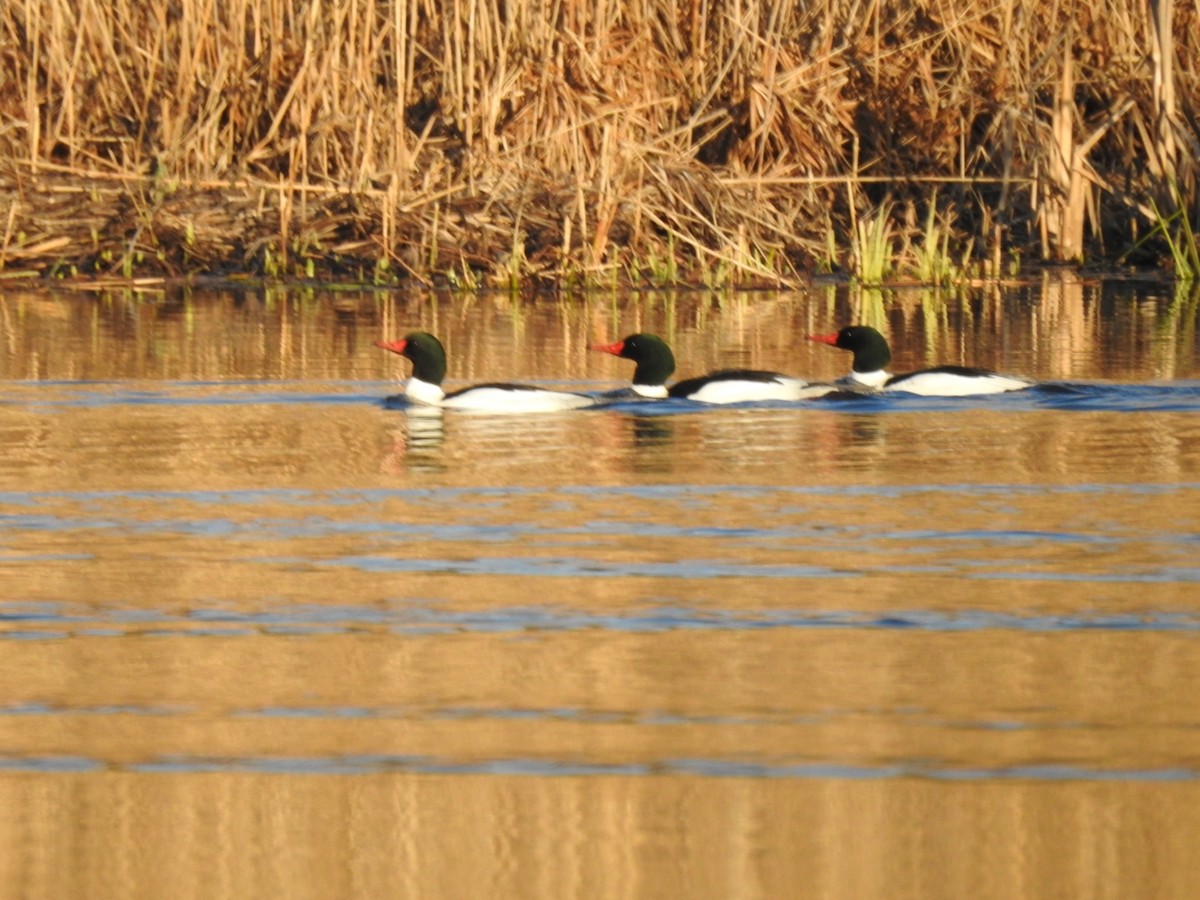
[591,333,836,403]
[808,325,1033,396]
[377,332,594,412]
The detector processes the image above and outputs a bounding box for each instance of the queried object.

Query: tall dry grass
[1,0,1197,284]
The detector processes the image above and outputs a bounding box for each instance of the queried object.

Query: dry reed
[1,0,1197,285]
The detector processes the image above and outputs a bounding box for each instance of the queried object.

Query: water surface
[1,281,1199,898]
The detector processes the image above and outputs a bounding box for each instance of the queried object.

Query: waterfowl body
[809,326,1033,396]
[377,332,594,412]
[669,369,833,403]
[591,333,835,403]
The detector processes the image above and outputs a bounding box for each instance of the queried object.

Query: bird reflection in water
[842,414,884,448]
[404,406,446,451]
[381,404,446,473]
[628,413,676,473]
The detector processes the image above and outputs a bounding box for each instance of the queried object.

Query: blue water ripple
[5,599,1200,638]
[0,753,1192,781]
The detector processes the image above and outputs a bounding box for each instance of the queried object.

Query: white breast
[632,384,668,399]
[847,369,890,389]
[405,377,445,406]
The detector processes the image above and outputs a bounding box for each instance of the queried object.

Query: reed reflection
[0,280,1198,384]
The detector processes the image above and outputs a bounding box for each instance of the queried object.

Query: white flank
[883,372,1032,396]
[685,376,819,405]
[441,387,594,413]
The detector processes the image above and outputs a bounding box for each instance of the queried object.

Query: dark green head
[376,331,448,384]
[591,333,676,387]
[808,325,891,372]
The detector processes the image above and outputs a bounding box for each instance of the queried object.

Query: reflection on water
[6,774,1194,900]
[386,406,446,474]
[1,280,1199,899]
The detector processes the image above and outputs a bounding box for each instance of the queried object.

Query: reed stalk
[0,0,1196,284]
[852,204,894,286]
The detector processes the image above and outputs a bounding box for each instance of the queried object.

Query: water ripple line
[0,753,1194,781]
[3,600,1200,637]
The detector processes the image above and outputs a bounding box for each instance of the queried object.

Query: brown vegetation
[1,0,1197,285]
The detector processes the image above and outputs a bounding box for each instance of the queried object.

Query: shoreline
[0,162,1192,293]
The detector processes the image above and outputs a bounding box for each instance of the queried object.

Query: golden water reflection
[0,278,1196,385]
[1,281,1199,899]
[2,775,1198,900]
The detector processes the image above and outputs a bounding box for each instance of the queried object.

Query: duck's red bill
[589,340,625,355]
[376,339,408,354]
[808,332,839,345]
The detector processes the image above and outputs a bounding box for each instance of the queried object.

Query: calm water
[2,280,1200,898]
